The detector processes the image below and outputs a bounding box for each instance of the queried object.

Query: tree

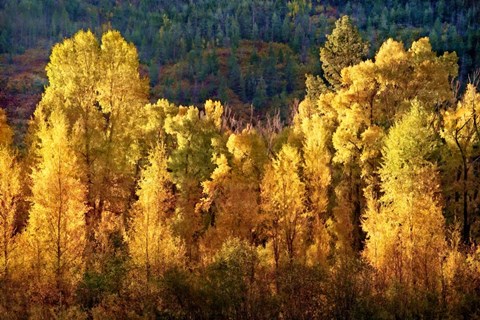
[284,53,297,93]
[24,109,87,295]
[164,100,225,262]
[37,29,149,266]
[329,37,457,251]
[253,77,267,109]
[363,103,446,314]
[320,15,369,89]
[304,74,327,102]
[441,84,480,244]
[0,146,21,281]
[128,143,184,282]
[261,144,306,268]
[0,108,13,146]
[301,115,332,264]
[95,29,149,216]
[39,30,103,238]
[198,128,267,253]
[227,51,242,96]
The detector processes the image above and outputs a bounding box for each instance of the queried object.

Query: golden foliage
[0,109,13,146]
[0,146,22,280]
[24,109,87,290]
[128,143,185,281]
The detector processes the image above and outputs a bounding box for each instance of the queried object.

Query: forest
[1,0,479,136]
[0,1,480,320]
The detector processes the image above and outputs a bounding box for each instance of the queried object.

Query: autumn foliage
[1,22,480,319]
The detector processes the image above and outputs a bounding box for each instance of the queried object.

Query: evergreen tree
[320,15,369,89]
[227,51,242,95]
[253,77,268,109]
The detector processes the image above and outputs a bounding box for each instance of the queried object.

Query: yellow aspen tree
[0,146,22,280]
[198,128,267,254]
[261,144,306,267]
[329,37,457,251]
[37,30,103,252]
[363,103,446,294]
[0,108,13,146]
[441,84,480,243]
[301,115,332,264]
[128,143,184,282]
[96,30,149,215]
[25,109,87,293]
[143,99,179,149]
[36,30,149,268]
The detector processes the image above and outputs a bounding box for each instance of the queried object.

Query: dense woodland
[1,2,480,320]
[1,0,479,133]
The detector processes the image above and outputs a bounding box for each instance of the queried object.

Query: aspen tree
[164,100,225,262]
[129,143,184,282]
[198,128,267,253]
[300,115,332,263]
[261,144,306,265]
[330,37,457,251]
[442,84,480,243]
[25,109,87,292]
[0,146,21,280]
[0,109,13,146]
[36,30,149,268]
[363,103,446,292]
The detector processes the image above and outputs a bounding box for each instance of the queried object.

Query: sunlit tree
[36,29,149,267]
[320,15,369,89]
[129,143,184,282]
[164,100,225,262]
[363,103,446,298]
[198,127,267,253]
[442,84,480,243]
[261,144,306,267]
[298,115,332,264]
[24,109,87,294]
[329,37,457,251]
[0,108,13,146]
[0,145,22,281]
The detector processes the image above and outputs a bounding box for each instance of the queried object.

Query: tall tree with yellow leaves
[41,29,148,209]
[363,103,446,313]
[96,30,149,216]
[328,37,457,251]
[0,110,18,279]
[198,127,267,254]
[24,109,87,295]
[36,29,149,267]
[0,146,22,281]
[261,144,306,267]
[297,113,332,264]
[128,143,184,282]
[442,84,480,244]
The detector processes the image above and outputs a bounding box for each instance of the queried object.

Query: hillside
[1,0,479,140]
